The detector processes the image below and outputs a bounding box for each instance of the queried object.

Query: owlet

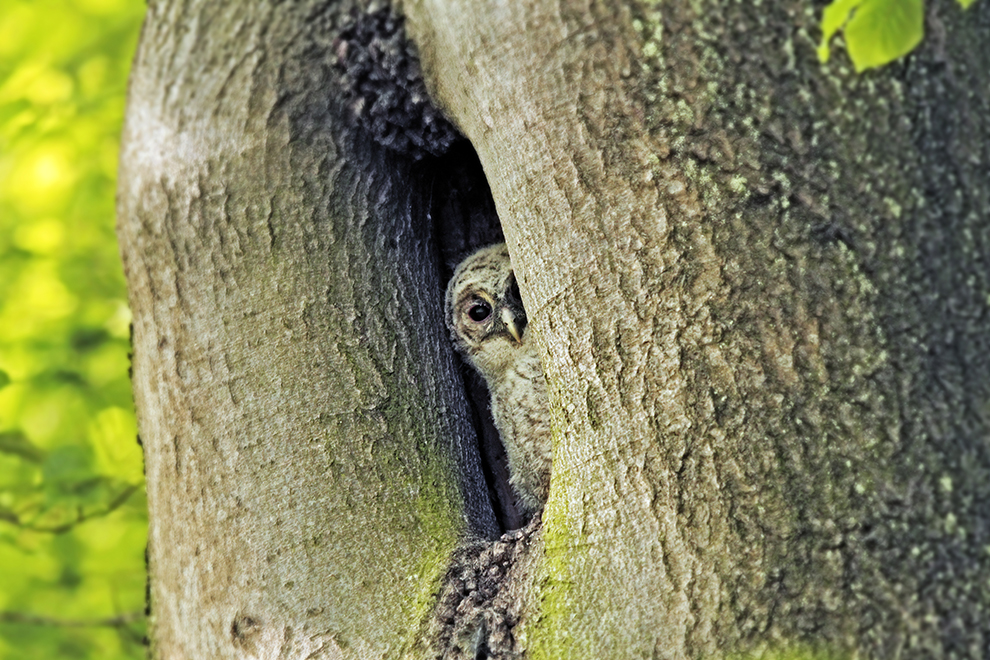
[445,243,551,515]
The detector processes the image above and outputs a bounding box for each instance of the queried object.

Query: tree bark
[117,1,497,657]
[406,0,990,656]
[119,0,990,657]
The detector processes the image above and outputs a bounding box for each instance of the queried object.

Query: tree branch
[0,610,144,629]
[0,484,140,534]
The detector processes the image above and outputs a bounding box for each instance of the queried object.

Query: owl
[445,243,551,515]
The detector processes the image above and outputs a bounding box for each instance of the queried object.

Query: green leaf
[0,370,10,388]
[818,0,925,71]
[957,0,977,7]
[845,0,924,71]
[818,0,865,62]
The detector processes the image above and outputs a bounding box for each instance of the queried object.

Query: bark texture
[118,0,990,657]
[405,0,990,656]
[118,1,497,657]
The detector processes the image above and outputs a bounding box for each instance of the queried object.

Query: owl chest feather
[486,344,551,513]
[445,242,552,514]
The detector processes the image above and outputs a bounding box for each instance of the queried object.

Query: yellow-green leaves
[0,0,147,658]
[817,0,924,71]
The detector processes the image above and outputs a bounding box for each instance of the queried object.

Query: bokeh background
[0,0,148,657]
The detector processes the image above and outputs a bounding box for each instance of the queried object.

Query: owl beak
[501,307,523,343]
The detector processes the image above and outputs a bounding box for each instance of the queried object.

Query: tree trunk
[118,0,990,657]
[405,0,990,655]
[117,1,497,657]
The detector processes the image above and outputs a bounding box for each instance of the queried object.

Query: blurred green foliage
[0,0,147,658]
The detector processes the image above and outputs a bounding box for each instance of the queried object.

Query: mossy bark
[405,0,990,656]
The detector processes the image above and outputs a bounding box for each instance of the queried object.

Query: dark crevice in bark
[427,142,505,275]
[421,142,532,532]
[329,14,553,650]
[333,4,461,159]
[329,2,528,534]
[458,365,529,533]
[415,142,539,656]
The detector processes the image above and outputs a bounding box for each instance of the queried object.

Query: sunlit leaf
[13,218,65,255]
[88,407,141,482]
[818,0,864,62]
[845,0,924,71]
[818,0,925,71]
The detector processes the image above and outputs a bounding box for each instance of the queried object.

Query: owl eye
[467,301,492,322]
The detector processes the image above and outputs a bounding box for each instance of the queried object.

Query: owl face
[445,243,528,375]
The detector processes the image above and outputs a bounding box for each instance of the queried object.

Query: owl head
[445,243,528,378]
